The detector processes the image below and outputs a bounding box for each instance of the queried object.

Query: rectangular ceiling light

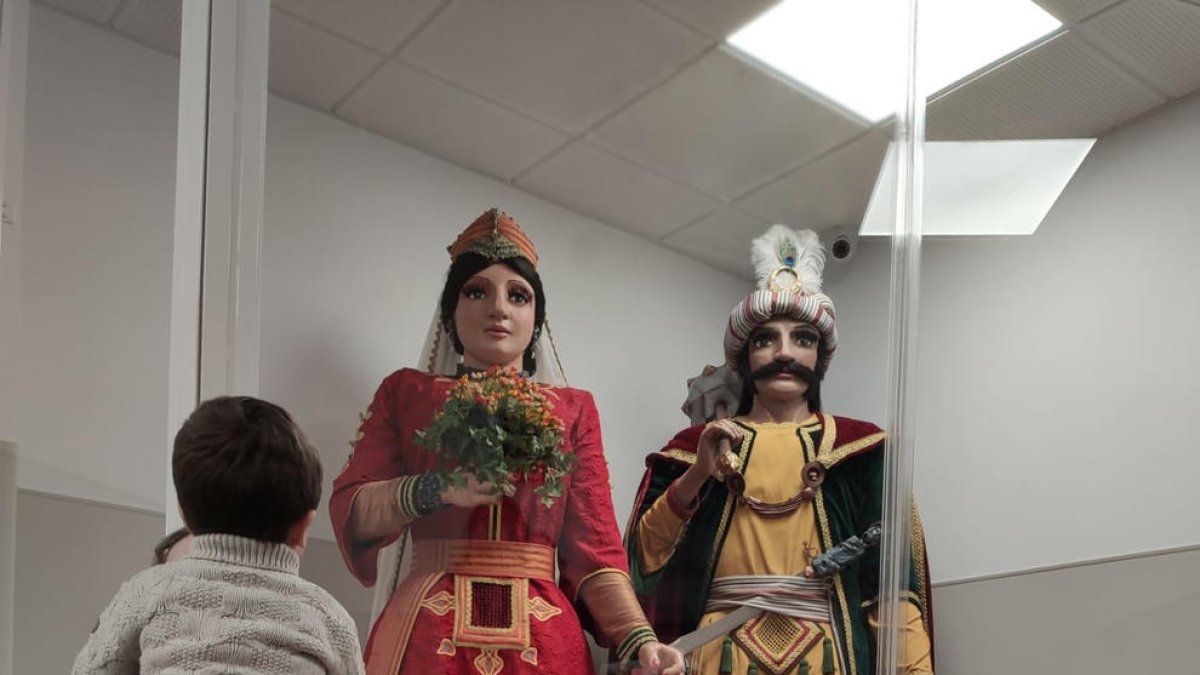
[727,0,1061,123]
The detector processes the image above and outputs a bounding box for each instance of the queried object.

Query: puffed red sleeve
[556,391,630,600]
[556,392,658,658]
[329,370,412,585]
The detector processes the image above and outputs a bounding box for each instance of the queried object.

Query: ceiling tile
[662,207,771,278]
[737,131,890,231]
[516,141,720,239]
[591,46,867,201]
[269,9,383,111]
[112,0,180,56]
[1034,0,1124,22]
[642,0,780,39]
[927,31,1167,140]
[1077,0,1200,98]
[339,62,567,182]
[38,0,122,25]
[399,0,709,133]
[272,0,445,53]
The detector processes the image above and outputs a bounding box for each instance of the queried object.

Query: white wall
[932,546,1200,675]
[819,241,892,423]
[14,5,747,535]
[826,93,1200,583]
[13,491,164,675]
[15,5,178,511]
[260,98,748,541]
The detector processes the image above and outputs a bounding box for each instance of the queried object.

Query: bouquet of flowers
[414,366,574,508]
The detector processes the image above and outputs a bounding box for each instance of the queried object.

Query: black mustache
[750,360,819,385]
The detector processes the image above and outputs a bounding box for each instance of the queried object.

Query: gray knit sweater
[72,534,365,674]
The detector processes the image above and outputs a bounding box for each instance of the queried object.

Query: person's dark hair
[439,252,546,374]
[733,337,823,416]
[152,527,191,565]
[172,396,322,543]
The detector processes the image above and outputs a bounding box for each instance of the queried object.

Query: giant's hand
[675,419,744,505]
[695,419,743,478]
[635,641,685,675]
[439,473,502,509]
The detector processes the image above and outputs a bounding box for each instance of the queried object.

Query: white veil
[368,304,569,624]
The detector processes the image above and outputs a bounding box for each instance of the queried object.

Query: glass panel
[260,1,920,673]
[4,0,186,673]
[915,0,1200,672]
[0,1,924,674]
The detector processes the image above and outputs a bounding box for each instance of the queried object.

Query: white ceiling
[37,0,1200,278]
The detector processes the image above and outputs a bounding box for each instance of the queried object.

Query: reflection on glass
[911,0,1200,673]
[6,1,183,673]
[860,138,1096,236]
[5,0,927,672]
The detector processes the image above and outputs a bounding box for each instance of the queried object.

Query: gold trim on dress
[573,567,632,602]
[657,448,697,465]
[421,590,455,617]
[472,648,504,675]
[710,426,757,573]
[861,590,925,611]
[528,596,563,622]
[365,540,556,675]
[453,576,531,650]
[733,613,823,675]
[819,432,886,469]
[808,418,857,675]
[910,501,932,636]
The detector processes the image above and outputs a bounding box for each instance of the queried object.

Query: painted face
[454,263,537,371]
[745,318,820,403]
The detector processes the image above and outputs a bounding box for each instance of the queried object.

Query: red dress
[330,369,630,675]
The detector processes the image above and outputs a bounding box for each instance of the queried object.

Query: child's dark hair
[172,396,322,543]
[439,252,546,374]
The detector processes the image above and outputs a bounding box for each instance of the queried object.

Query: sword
[667,603,763,656]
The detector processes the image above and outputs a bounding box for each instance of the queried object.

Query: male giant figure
[626,226,934,675]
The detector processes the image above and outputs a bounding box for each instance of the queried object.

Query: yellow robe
[637,419,933,675]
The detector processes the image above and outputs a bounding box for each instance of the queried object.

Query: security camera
[824,226,857,265]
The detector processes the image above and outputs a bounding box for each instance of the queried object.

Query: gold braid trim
[656,448,697,465]
[910,500,932,636]
[810,415,858,675]
[427,323,444,374]
[706,425,757,576]
[544,320,569,387]
[861,590,926,612]
[819,431,886,469]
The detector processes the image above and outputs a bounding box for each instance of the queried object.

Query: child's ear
[286,509,317,554]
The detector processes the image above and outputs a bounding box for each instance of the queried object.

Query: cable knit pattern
[73,534,365,674]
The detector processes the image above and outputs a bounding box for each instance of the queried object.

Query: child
[73,396,365,674]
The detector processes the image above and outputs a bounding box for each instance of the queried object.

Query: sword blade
[668,604,764,656]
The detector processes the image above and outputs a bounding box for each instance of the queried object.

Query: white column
[198,0,270,400]
[0,0,30,669]
[0,0,30,260]
[168,0,270,530]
